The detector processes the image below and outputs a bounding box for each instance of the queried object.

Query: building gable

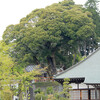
[54,48,100,84]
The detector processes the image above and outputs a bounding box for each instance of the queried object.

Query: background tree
[85,0,100,41]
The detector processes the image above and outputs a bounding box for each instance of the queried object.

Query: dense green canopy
[3,0,97,76]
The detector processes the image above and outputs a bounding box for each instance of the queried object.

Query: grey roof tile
[54,48,100,84]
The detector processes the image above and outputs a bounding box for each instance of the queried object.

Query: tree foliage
[0,41,14,100]
[85,0,100,40]
[85,0,100,10]
[3,0,97,76]
[34,78,71,100]
[0,41,43,100]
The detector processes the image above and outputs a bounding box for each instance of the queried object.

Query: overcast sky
[0,0,99,40]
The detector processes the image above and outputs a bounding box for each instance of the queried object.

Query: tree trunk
[28,85,34,100]
[51,54,56,71]
[72,52,76,65]
[84,41,87,56]
[18,82,23,100]
[19,92,23,100]
[78,45,81,54]
[47,56,57,76]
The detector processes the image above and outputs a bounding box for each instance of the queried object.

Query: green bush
[35,93,47,100]
[34,88,41,93]
[46,86,53,94]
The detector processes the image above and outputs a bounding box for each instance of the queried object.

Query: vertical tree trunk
[19,92,23,100]
[72,51,76,65]
[52,53,56,71]
[18,82,23,100]
[84,41,87,56]
[47,55,57,76]
[78,45,81,54]
[28,85,34,100]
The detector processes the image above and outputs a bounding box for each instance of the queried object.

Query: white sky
[0,0,99,40]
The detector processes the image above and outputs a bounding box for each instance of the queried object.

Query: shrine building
[54,47,100,100]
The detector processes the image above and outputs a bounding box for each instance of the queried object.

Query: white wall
[70,83,94,89]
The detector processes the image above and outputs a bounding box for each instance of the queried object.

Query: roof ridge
[54,47,100,78]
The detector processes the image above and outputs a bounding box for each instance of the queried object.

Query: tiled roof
[25,65,37,72]
[54,48,100,84]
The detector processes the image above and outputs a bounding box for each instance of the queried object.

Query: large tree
[3,0,96,76]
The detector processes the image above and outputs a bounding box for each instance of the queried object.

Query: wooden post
[95,87,97,100]
[88,89,91,100]
[88,85,91,100]
[80,90,82,100]
[99,89,100,100]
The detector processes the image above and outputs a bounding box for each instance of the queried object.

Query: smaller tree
[35,88,47,100]
[46,78,72,100]
[0,41,44,100]
[61,78,72,99]
[0,41,14,100]
[46,86,53,95]
[35,93,47,100]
